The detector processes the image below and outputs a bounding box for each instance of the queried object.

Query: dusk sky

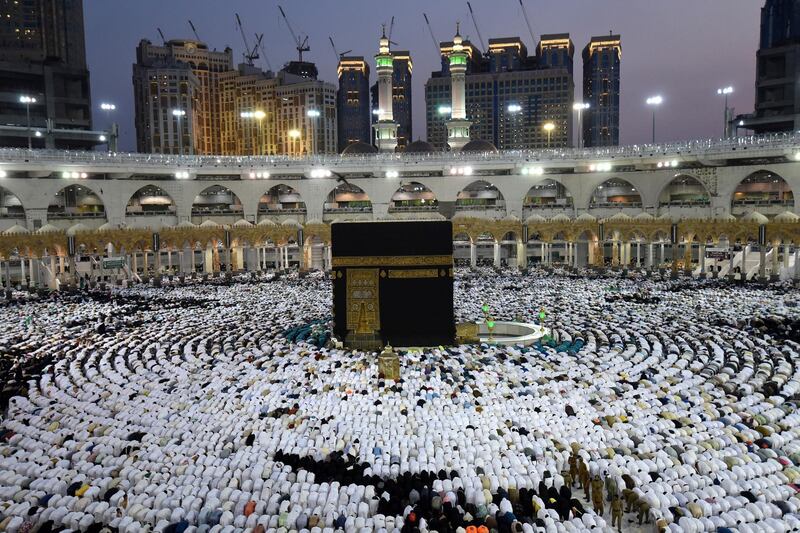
[84,0,761,151]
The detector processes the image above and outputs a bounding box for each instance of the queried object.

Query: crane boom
[466,2,486,53]
[188,20,200,41]
[256,33,273,72]
[388,16,395,41]
[518,0,536,46]
[235,13,258,66]
[157,27,166,45]
[328,37,339,63]
[278,5,311,62]
[423,13,440,55]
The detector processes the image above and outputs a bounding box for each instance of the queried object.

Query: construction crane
[235,13,259,66]
[518,0,536,46]
[278,5,310,62]
[156,27,167,45]
[388,16,396,43]
[256,33,273,72]
[328,37,352,63]
[422,13,440,55]
[466,2,486,53]
[188,20,200,41]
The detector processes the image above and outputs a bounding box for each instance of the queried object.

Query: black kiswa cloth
[331,221,455,347]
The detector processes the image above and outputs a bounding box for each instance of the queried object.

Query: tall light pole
[717,86,733,138]
[646,96,663,144]
[172,109,186,155]
[507,103,522,150]
[19,96,37,149]
[288,129,301,156]
[438,105,452,151]
[543,122,555,148]
[100,103,116,150]
[573,102,589,148]
[307,109,320,155]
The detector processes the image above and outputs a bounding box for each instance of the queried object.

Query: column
[516,240,527,269]
[647,242,654,269]
[742,245,749,281]
[143,251,149,276]
[759,245,767,280]
[699,243,706,276]
[493,241,501,268]
[470,241,477,268]
[636,242,642,268]
[794,249,800,281]
[132,253,138,276]
[783,244,791,274]
[729,248,735,279]
[772,243,780,279]
[20,257,26,286]
[540,242,545,265]
[612,241,619,267]
[327,245,333,272]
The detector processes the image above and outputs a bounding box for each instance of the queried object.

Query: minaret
[446,24,472,151]
[373,27,399,152]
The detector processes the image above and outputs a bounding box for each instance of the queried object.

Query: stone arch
[523,179,574,209]
[324,183,373,221]
[259,183,307,217]
[126,185,176,216]
[0,186,25,220]
[731,170,794,216]
[589,178,642,208]
[191,185,244,221]
[390,182,438,212]
[48,184,106,219]
[658,175,711,207]
[456,181,506,212]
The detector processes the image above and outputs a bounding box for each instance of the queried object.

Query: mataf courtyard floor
[0,269,798,532]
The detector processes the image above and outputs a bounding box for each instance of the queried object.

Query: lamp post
[438,105,452,152]
[100,103,116,150]
[19,96,37,149]
[307,109,321,155]
[646,95,663,144]
[172,109,186,155]
[543,122,555,148]
[288,129,301,156]
[717,86,733,138]
[507,103,522,150]
[241,110,267,155]
[573,102,589,148]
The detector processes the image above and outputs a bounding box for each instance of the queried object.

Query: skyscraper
[582,35,621,147]
[0,0,94,148]
[425,35,574,151]
[336,57,371,152]
[133,38,337,155]
[737,0,800,133]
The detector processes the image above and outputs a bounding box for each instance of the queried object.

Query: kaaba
[332,221,455,349]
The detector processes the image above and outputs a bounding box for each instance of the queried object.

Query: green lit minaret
[447,24,472,151]
[373,26,399,153]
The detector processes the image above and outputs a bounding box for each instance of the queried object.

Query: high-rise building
[425,35,574,151]
[371,50,413,150]
[336,57,371,152]
[133,38,337,155]
[0,0,94,148]
[582,35,621,147]
[737,0,800,133]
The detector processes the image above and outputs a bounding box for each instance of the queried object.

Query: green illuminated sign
[450,55,467,66]
[376,57,393,68]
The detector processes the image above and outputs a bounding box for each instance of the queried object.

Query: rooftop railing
[1,133,798,171]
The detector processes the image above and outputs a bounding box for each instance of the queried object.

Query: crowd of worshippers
[0,268,799,532]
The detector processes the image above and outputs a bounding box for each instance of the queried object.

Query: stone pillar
[772,242,780,279]
[612,241,619,266]
[699,243,706,276]
[784,244,791,274]
[729,248,735,279]
[493,241,501,268]
[795,249,800,280]
[758,245,767,280]
[470,241,477,268]
[190,248,196,273]
[204,248,214,274]
[742,245,749,281]
[516,240,527,269]
[327,245,333,271]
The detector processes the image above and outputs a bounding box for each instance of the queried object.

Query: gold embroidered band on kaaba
[332,255,453,268]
